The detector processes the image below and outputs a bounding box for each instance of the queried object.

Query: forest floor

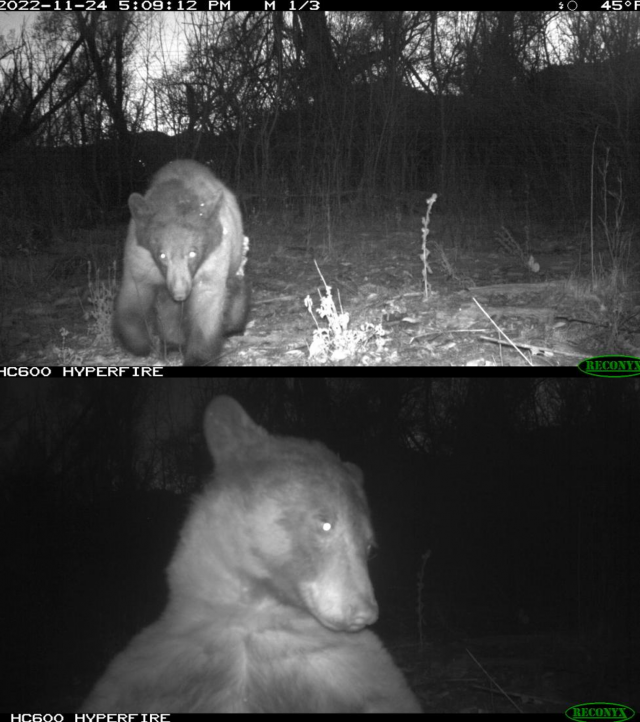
[2,210,638,366]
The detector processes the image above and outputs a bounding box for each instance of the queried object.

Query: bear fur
[81,396,421,713]
[113,160,249,366]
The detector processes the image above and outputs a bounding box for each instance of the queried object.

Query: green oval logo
[578,355,640,378]
[566,703,636,721]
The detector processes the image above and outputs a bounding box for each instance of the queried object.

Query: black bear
[113,160,249,366]
[81,396,421,713]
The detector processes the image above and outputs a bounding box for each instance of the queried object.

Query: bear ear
[204,396,267,462]
[197,188,225,221]
[344,461,365,487]
[128,192,149,221]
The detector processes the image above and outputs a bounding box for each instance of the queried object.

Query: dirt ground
[2,212,638,366]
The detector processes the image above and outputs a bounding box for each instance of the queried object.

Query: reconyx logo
[566,703,636,721]
[578,355,640,378]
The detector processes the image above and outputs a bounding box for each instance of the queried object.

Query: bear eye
[321,520,332,532]
[188,250,198,260]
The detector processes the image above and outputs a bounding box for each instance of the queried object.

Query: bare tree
[0,15,90,149]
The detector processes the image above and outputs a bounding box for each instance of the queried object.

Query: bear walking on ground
[113,160,249,366]
[81,396,421,713]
